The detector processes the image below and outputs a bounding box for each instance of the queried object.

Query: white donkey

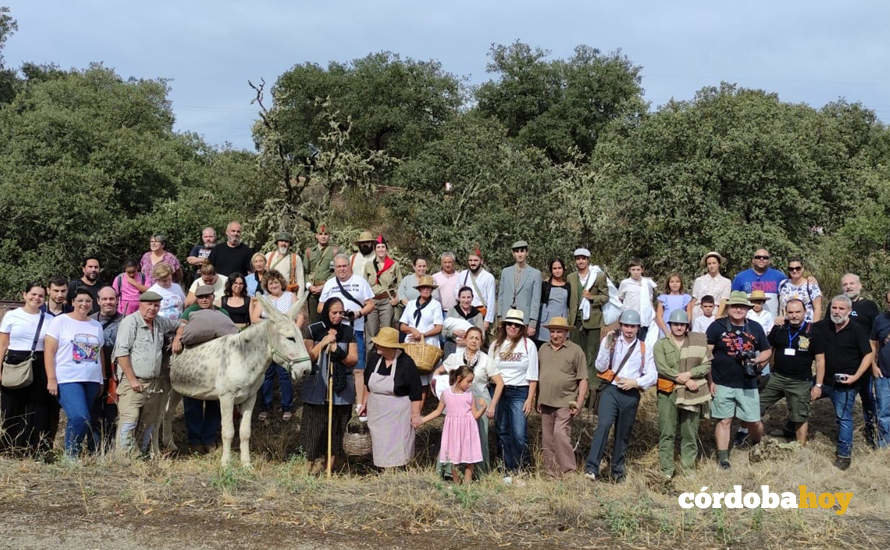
[169,292,311,466]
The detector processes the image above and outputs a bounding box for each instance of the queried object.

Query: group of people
[1,224,888,484]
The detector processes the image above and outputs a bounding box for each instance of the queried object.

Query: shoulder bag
[1,312,45,389]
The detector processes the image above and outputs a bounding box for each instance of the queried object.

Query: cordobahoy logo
[678,485,853,515]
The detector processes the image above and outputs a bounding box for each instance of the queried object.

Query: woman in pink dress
[419,365,487,484]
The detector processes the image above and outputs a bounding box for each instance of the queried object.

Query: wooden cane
[326,347,334,478]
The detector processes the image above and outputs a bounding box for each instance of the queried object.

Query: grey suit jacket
[497,264,542,327]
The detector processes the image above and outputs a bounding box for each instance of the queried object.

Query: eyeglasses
[753,255,770,260]
[788,266,803,272]
[505,323,523,328]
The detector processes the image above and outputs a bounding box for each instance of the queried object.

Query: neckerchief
[375,256,395,279]
[454,304,480,320]
[413,297,431,326]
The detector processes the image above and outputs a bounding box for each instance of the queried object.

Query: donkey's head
[255,291,312,379]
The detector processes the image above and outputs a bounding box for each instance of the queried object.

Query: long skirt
[300,403,352,460]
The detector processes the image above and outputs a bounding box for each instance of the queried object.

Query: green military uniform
[566,268,609,398]
[304,244,338,324]
[653,332,711,478]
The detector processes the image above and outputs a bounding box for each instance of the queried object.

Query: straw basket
[343,417,372,457]
[402,342,443,373]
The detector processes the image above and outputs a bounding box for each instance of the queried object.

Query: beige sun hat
[700,251,726,268]
[543,316,574,331]
[413,275,438,289]
[371,327,403,349]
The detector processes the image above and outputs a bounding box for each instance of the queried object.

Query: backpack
[114,273,145,298]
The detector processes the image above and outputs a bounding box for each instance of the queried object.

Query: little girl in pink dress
[419,365,487,484]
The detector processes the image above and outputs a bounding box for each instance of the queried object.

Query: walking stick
[326,347,334,478]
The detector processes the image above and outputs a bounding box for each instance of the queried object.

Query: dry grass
[1,390,889,548]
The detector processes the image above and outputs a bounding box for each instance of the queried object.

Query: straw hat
[502,309,526,326]
[543,316,574,331]
[371,327,403,349]
[748,290,768,302]
[700,251,726,268]
[414,275,438,289]
[354,230,375,243]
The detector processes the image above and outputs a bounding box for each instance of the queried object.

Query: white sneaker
[584,471,597,481]
[502,476,513,485]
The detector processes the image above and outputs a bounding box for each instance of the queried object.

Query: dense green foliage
[2,5,889,300]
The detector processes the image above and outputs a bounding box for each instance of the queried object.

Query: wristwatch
[815,383,823,388]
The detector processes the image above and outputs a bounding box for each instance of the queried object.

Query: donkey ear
[288,288,307,321]
[256,294,281,319]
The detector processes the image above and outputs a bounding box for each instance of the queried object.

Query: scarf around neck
[374,256,395,279]
[454,304,480,321]
[413,296,431,326]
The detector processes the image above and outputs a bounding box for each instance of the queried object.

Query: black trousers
[584,384,640,478]
[0,352,59,456]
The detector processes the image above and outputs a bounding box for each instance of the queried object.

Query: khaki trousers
[364,297,394,353]
[540,404,576,476]
[116,377,165,453]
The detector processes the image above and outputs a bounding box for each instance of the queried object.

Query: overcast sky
[4,1,888,151]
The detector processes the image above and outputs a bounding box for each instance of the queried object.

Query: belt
[374,292,392,300]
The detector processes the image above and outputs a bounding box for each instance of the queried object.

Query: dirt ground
[1,389,889,549]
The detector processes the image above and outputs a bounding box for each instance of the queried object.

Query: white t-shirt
[45,314,104,384]
[260,291,295,318]
[319,274,374,331]
[692,314,716,334]
[188,275,228,299]
[489,337,539,386]
[149,283,186,320]
[747,309,775,335]
[0,308,50,351]
[399,298,444,347]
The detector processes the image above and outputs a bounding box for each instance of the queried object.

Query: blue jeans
[183,397,221,446]
[261,363,293,412]
[356,331,366,369]
[822,383,857,458]
[859,373,877,443]
[496,385,530,472]
[57,382,100,456]
[874,376,890,448]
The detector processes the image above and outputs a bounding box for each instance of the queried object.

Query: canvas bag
[1,312,45,389]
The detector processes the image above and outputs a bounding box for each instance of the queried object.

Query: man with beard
[304,224,338,324]
[43,276,72,316]
[454,249,495,333]
[186,227,217,282]
[813,295,873,470]
[840,272,879,448]
[208,221,253,277]
[265,232,304,292]
[90,286,124,450]
[67,256,102,314]
[349,231,376,281]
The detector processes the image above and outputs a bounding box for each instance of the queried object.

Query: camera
[738,349,760,378]
[344,310,355,322]
[834,373,849,384]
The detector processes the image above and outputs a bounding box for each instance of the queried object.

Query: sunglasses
[505,323,523,328]
[788,266,803,272]
[753,255,770,260]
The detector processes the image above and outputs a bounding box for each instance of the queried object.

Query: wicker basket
[343,417,372,457]
[402,342,443,373]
